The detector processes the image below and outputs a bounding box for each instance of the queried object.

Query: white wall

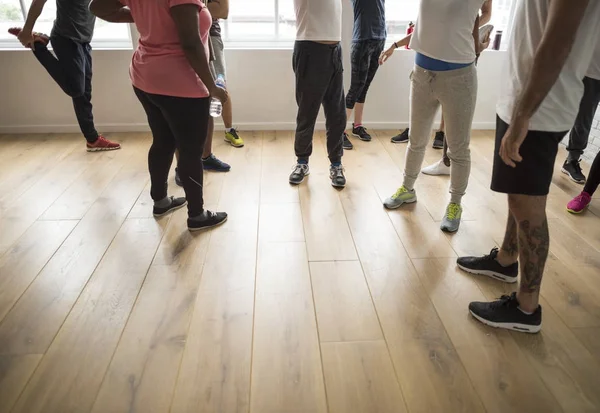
[0,48,505,134]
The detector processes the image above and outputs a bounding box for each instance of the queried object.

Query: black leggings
[134,87,210,217]
[584,151,600,196]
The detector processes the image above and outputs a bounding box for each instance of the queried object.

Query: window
[0,0,131,49]
[491,0,518,50]
[386,0,419,39]
[0,0,23,46]
[221,0,295,46]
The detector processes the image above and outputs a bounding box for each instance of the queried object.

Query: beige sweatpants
[403,64,477,204]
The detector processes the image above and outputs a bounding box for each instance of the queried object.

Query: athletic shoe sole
[331,181,346,188]
[87,146,121,152]
[440,223,460,233]
[289,171,310,185]
[224,138,244,148]
[343,145,354,150]
[203,166,231,172]
[457,263,518,283]
[391,139,408,144]
[153,200,188,218]
[469,310,541,333]
[432,143,444,149]
[561,167,586,184]
[422,169,450,176]
[383,197,417,210]
[566,206,587,214]
[352,132,371,142]
[188,216,228,232]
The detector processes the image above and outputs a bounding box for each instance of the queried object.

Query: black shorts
[491,116,566,196]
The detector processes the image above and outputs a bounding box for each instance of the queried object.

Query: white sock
[518,306,533,315]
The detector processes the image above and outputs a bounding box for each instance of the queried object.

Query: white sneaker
[422,159,451,176]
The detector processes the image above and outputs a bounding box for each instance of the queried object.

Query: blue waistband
[415,53,472,71]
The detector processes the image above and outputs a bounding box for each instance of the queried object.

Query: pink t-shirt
[122,0,212,98]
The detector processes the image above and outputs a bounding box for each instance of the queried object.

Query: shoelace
[293,164,307,175]
[229,128,240,138]
[446,203,461,220]
[392,186,408,199]
[331,166,344,178]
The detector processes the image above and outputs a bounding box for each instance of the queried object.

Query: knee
[447,147,471,164]
[65,83,85,98]
[508,194,547,221]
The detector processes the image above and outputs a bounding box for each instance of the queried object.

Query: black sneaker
[457,247,518,283]
[289,163,310,185]
[469,292,542,333]
[153,196,187,217]
[175,168,183,187]
[561,159,586,184]
[391,128,409,144]
[433,131,444,149]
[187,210,227,231]
[352,124,372,142]
[202,154,231,172]
[330,164,346,188]
[343,133,354,150]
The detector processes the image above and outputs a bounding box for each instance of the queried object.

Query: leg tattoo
[501,214,519,257]
[517,218,550,294]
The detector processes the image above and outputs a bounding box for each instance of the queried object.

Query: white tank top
[409,0,484,64]
[293,0,342,42]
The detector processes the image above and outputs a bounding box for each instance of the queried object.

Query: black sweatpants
[293,41,345,165]
[583,151,600,196]
[566,76,600,162]
[133,87,210,217]
[33,35,99,142]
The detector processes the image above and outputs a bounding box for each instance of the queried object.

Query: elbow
[88,1,105,17]
[221,5,229,19]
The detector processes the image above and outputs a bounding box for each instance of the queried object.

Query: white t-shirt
[293,0,342,42]
[497,0,600,132]
[586,39,600,81]
[409,0,484,64]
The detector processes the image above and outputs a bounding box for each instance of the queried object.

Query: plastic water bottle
[210,74,225,117]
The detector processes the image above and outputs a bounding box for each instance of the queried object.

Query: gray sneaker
[440,202,462,232]
[289,163,310,185]
[383,186,417,209]
[330,164,346,188]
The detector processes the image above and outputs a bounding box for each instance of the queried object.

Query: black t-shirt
[351,0,386,42]
[51,0,96,44]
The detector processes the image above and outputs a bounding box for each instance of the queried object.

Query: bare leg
[354,102,365,126]
[203,116,214,159]
[346,108,353,129]
[509,194,549,312]
[496,210,519,265]
[222,97,233,130]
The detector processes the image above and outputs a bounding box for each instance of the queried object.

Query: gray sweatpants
[403,64,477,204]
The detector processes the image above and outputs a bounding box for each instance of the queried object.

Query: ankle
[516,291,538,313]
[496,249,518,266]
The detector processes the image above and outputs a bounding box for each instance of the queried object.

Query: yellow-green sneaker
[383,185,417,209]
[224,128,244,148]
[440,202,462,232]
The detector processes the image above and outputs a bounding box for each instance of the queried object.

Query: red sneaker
[86,136,121,152]
[8,27,49,46]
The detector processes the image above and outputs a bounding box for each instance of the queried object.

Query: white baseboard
[0,121,497,134]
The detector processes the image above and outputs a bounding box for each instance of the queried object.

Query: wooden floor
[0,130,599,413]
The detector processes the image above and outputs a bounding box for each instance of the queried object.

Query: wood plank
[310,261,382,342]
[0,156,149,355]
[259,203,304,243]
[321,341,407,413]
[413,258,561,413]
[41,136,147,220]
[0,220,76,322]
[572,327,600,361]
[250,242,327,413]
[474,275,600,412]
[0,354,42,413]
[11,218,166,413]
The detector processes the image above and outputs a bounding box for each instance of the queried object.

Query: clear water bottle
[209,74,225,117]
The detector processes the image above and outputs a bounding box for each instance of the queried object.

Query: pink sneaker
[566,191,592,214]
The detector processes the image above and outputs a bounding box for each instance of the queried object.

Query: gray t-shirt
[51,0,96,44]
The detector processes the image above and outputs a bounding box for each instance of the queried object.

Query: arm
[393,32,412,49]
[500,0,590,166]
[170,4,227,101]
[511,0,589,121]
[89,0,134,23]
[207,0,229,19]
[472,14,480,57]
[378,33,412,64]
[480,0,492,26]
[23,0,47,32]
